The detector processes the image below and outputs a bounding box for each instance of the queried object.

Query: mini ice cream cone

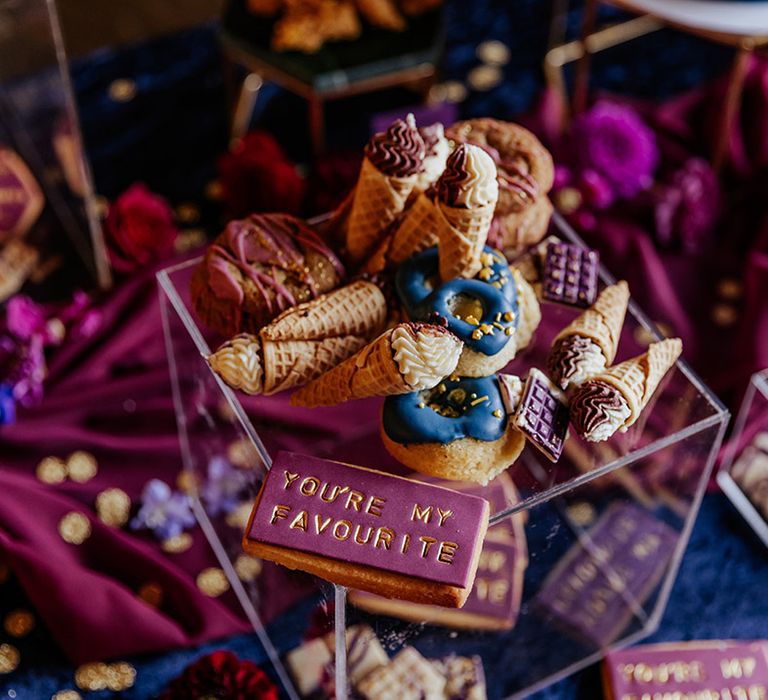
[593,337,682,428]
[208,334,264,394]
[436,201,495,280]
[552,281,629,364]
[262,281,387,342]
[347,157,416,262]
[291,323,463,407]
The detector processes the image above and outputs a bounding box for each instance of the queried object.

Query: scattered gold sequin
[176,471,198,495]
[234,555,263,582]
[0,643,20,674]
[227,438,261,469]
[467,65,502,91]
[108,78,137,102]
[4,610,34,638]
[476,40,510,66]
[59,512,91,545]
[175,202,200,224]
[205,180,223,201]
[712,303,738,327]
[174,228,207,253]
[225,502,253,531]
[717,277,743,300]
[567,502,597,526]
[66,451,98,483]
[36,457,67,485]
[105,661,136,691]
[429,80,468,104]
[162,532,193,554]
[95,488,131,527]
[0,563,9,584]
[52,691,82,700]
[137,582,163,608]
[196,567,230,597]
[75,661,136,692]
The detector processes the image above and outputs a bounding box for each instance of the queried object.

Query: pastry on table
[381,373,526,484]
[291,321,462,407]
[357,647,446,700]
[569,337,682,442]
[208,280,387,395]
[355,0,406,30]
[346,114,425,262]
[547,281,629,391]
[191,213,344,336]
[446,118,555,254]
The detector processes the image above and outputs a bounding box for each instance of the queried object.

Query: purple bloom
[6,296,47,342]
[654,158,720,254]
[572,102,659,200]
[131,479,195,540]
[8,335,46,408]
[201,456,251,517]
[0,384,15,426]
[578,169,615,210]
[553,164,573,190]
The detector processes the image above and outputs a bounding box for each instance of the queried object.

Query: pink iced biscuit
[243,451,489,607]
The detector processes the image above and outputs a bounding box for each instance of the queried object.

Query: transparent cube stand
[158,214,728,699]
[718,369,768,547]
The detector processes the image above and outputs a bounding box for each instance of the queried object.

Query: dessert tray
[158,211,728,699]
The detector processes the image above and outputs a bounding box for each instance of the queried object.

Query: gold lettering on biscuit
[367,496,386,517]
[411,503,433,524]
[419,536,437,558]
[353,525,373,545]
[721,658,757,680]
[314,514,332,534]
[437,508,453,526]
[400,533,411,554]
[300,477,320,496]
[346,490,364,511]
[319,484,349,503]
[374,527,394,549]
[438,541,457,564]
[290,511,308,531]
[332,520,351,541]
[270,504,290,524]
[283,472,300,489]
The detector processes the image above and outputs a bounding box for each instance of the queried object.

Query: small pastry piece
[285,636,333,697]
[0,148,44,241]
[355,0,406,30]
[540,240,599,308]
[432,655,487,700]
[191,214,344,337]
[434,144,499,281]
[381,373,526,484]
[570,338,682,442]
[513,368,570,462]
[446,119,555,253]
[208,281,387,395]
[347,115,425,262]
[357,647,446,700]
[291,322,462,407]
[317,0,362,42]
[547,281,630,391]
[272,11,325,53]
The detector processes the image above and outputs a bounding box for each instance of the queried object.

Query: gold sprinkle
[712,303,738,327]
[417,402,426,409]
[225,503,253,531]
[567,502,597,526]
[75,662,109,691]
[36,456,67,484]
[470,393,477,399]
[137,582,163,608]
[492,281,502,288]
[479,323,493,335]
[66,451,97,483]
[470,395,490,406]
[478,267,493,281]
[95,488,131,528]
[52,691,83,700]
[437,383,447,393]
[428,402,441,412]
[108,78,137,102]
[505,327,513,335]
[0,563,9,584]
[493,321,504,330]
[176,471,198,494]
[503,311,514,322]
[162,532,193,553]
[234,554,263,582]
[465,315,480,325]
[175,202,200,224]
[59,512,91,545]
[196,568,230,597]
[494,312,501,322]
[450,374,460,382]
[493,409,503,419]
[4,610,34,638]
[480,252,494,266]
[228,438,261,469]
[717,278,743,300]
[447,388,466,403]
[0,643,20,674]
[471,329,482,340]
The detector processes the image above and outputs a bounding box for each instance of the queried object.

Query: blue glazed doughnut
[395,246,519,358]
[383,375,507,445]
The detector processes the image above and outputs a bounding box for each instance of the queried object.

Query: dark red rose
[218,131,306,219]
[305,151,363,217]
[106,183,179,273]
[162,650,279,700]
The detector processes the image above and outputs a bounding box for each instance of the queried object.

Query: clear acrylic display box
[158,213,729,699]
[718,369,768,547]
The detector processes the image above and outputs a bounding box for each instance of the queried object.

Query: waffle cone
[436,200,495,281]
[262,281,387,342]
[346,157,415,262]
[360,235,392,275]
[291,323,461,407]
[261,336,367,395]
[594,338,682,427]
[208,334,264,395]
[388,191,440,265]
[553,281,629,364]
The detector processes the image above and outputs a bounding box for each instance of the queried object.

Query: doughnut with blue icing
[396,245,540,376]
[381,373,526,484]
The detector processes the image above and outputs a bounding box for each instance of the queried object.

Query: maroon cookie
[191,213,344,337]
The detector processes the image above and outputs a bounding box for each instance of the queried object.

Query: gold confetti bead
[4,610,34,638]
[176,471,198,495]
[0,643,19,674]
[36,456,67,484]
[75,662,109,691]
[492,409,503,419]
[196,567,230,597]
[205,180,223,201]
[175,202,200,224]
[162,532,193,554]
[137,582,163,608]
[95,488,131,528]
[108,78,137,102]
[467,65,502,91]
[476,39,511,66]
[553,187,582,215]
[225,503,253,531]
[227,438,261,469]
[717,277,743,300]
[52,691,82,700]
[712,303,738,327]
[567,501,597,526]
[234,555,263,582]
[105,662,136,691]
[59,512,92,545]
[66,451,98,483]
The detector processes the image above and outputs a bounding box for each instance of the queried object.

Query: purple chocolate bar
[541,240,599,308]
[514,368,569,462]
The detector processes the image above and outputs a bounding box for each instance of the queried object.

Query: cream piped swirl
[391,324,462,390]
[364,113,426,178]
[436,143,499,209]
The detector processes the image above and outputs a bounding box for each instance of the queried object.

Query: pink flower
[106,183,179,273]
[578,169,615,210]
[6,296,46,342]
